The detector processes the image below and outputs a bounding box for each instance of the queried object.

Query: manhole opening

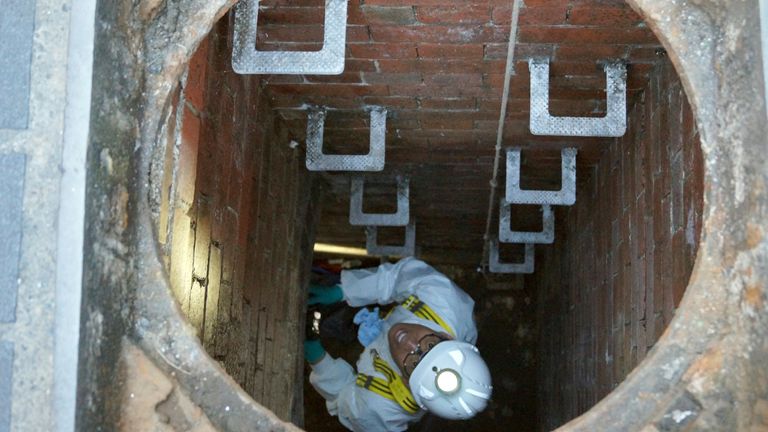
[146,2,705,431]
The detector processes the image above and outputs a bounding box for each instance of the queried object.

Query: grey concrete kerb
[125,1,767,431]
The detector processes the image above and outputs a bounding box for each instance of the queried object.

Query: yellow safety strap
[359,295,454,412]
[401,295,455,337]
[355,353,420,414]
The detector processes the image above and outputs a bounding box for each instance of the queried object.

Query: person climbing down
[304,257,492,432]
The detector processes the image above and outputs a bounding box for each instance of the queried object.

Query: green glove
[304,339,326,364]
[308,284,343,305]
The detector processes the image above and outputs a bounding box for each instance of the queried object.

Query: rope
[480,0,524,272]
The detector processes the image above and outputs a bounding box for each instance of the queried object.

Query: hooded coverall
[308,257,479,432]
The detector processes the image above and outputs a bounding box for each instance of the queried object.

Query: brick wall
[529,57,704,430]
[159,18,318,422]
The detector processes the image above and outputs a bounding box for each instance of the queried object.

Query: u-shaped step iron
[232,0,347,75]
[305,107,387,171]
[349,176,409,226]
[529,58,627,137]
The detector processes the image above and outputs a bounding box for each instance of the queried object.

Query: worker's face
[388,323,451,379]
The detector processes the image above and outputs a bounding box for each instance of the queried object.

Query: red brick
[388,117,420,129]
[549,98,608,117]
[305,71,363,84]
[377,58,506,74]
[670,154,685,232]
[389,83,488,98]
[365,0,492,5]
[515,6,569,26]
[348,25,373,43]
[417,43,485,59]
[656,101,671,177]
[507,83,604,100]
[671,230,688,307]
[260,0,323,7]
[253,38,325,51]
[548,61,611,77]
[319,115,369,130]
[628,46,669,63]
[224,143,243,212]
[257,6,324,26]
[269,95,362,110]
[362,72,423,85]
[523,0,568,5]
[225,150,243,219]
[556,44,628,62]
[668,85,684,158]
[352,5,417,25]
[627,64,656,89]
[192,198,212,281]
[362,96,420,109]
[345,59,379,73]
[348,43,418,59]
[266,83,390,97]
[485,43,556,60]
[186,37,209,112]
[423,73,482,87]
[255,24,325,45]
[237,150,257,248]
[567,6,644,26]
[261,75,305,85]
[420,117,474,130]
[477,96,502,111]
[256,24,369,45]
[370,24,510,44]
[415,5,490,24]
[653,194,671,245]
[420,97,476,110]
[490,5,511,24]
[519,26,658,45]
[473,119,498,130]
[625,144,637,210]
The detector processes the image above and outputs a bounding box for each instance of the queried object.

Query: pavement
[0,0,94,430]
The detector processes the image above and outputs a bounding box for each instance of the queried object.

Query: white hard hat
[408,340,492,420]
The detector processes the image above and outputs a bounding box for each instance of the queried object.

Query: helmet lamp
[435,369,461,394]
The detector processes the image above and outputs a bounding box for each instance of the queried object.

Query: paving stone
[0,154,25,323]
[0,341,13,432]
[0,0,36,129]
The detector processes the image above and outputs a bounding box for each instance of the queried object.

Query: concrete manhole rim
[131,1,768,431]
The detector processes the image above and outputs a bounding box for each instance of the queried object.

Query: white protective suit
[308,257,478,432]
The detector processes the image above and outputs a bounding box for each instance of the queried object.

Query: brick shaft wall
[530,57,704,430]
[161,19,317,422]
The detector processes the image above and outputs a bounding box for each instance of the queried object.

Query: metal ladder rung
[499,200,554,244]
[232,0,347,75]
[488,240,534,274]
[506,147,577,206]
[349,176,409,226]
[306,107,387,171]
[529,58,627,137]
[366,221,416,257]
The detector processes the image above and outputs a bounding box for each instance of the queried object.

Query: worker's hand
[353,307,383,347]
[308,284,343,305]
[304,339,326,364]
